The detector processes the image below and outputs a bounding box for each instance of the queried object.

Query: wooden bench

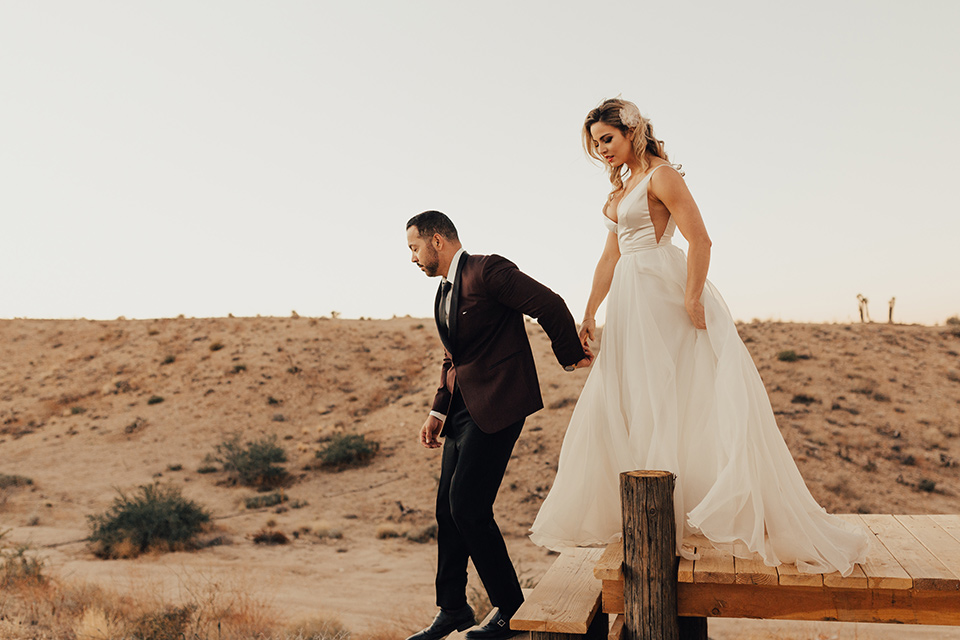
[596,513,960,627]
[511,547,610,639]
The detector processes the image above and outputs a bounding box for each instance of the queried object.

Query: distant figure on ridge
[403,211,590,640]
[889,297,896,324]
[529,98,870,577]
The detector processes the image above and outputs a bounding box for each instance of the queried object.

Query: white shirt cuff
[429,411,446,423]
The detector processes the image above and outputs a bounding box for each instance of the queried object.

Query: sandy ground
[2,316,959,637]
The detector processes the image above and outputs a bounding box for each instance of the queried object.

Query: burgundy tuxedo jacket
[432,252,585,434]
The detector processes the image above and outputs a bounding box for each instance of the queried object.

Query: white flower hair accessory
[619,103,642,129]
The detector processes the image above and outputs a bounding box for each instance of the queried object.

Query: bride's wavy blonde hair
[582,98,674,193]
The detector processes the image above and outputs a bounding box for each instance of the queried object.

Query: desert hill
[1,317,959,637]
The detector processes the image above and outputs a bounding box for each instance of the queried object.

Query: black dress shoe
[406,605,476,640]
[464,610,522,640]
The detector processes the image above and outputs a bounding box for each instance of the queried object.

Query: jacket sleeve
[480,255,586,367]
[431,348,454,416]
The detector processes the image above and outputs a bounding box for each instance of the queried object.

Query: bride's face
[590,122,633,168]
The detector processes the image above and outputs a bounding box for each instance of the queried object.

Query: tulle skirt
[529,243,869,575]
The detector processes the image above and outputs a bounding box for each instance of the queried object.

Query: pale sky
[2,1,958,325]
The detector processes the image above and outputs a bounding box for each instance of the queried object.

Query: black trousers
[435,387,524,615]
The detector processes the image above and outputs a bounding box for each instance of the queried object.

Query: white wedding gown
[529,164,870,575]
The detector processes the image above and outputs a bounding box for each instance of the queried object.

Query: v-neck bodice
[602,164,678,253]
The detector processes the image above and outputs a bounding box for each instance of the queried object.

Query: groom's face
[407,226,441,277]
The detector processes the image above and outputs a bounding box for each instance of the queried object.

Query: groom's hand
[420,415,443,449]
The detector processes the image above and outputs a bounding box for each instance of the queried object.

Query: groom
[404,211,591,640]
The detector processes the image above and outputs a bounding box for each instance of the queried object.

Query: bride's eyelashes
[593,135,614,147]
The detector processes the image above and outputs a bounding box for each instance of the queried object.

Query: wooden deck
[595,514,960,626]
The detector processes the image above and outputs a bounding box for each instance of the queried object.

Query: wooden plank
[776,561,823,587]
[822,563,868,589]
[895,515,960,587]
[594,541,623,581]
[692,546,735,584]
[512,547,604,633]
[930,515,960,544]
[836,514,912,589]
[733,554,778,586]
[677,582,960,625]
[860,514,959,591]
[608,613,624,640]
[601,579,623,615]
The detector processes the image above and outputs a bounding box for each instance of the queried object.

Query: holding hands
[565,318,597,370]
[578,317,597,346]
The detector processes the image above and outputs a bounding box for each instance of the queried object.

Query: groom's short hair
[406,210,459,241]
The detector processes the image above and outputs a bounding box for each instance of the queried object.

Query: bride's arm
[650,168,712,329]
[580,231,620,345]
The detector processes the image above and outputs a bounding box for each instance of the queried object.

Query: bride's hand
[685,298,706,330]
[578,318,596,347]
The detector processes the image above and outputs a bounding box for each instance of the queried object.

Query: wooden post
[621,470,680,640]
[620,471,708,640]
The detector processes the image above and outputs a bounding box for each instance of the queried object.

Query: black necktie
[438,280,452,329]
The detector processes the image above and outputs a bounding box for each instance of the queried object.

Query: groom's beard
[421,247,440,277]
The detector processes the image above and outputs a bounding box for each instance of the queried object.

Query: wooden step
[512,547,605,634]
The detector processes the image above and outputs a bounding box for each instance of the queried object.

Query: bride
[529,98,869,575]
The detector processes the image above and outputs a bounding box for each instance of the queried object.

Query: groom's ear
[433,233,444,249]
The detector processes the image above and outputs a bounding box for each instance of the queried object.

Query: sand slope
[1,317,959,635]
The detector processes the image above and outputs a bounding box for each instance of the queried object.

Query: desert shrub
[75,606,124,640]
[147,395,164,405]
[791,394,818,405]
[316,434,379,471]
[947,315,960,326]
[131,605,194,640]
[287,616,351,640]
[161,355,176,365]
[376,524,401,540]
[88,484,210,559]
[0,473,32,489]
[196,464,218,474]
[1,536,45,587]
[405,524,438,544]
[245,492,287,509]
[125,417,147,434]
[232,364,247,373]
[777,350,799,362]
[312,522,343,540]
[215,433,290,489]
[210,342,225,351]
[919,478,937,493]
[252,529,289,545]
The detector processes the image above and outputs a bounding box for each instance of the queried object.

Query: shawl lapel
[448,252,467,348]
[434,252,468,355]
